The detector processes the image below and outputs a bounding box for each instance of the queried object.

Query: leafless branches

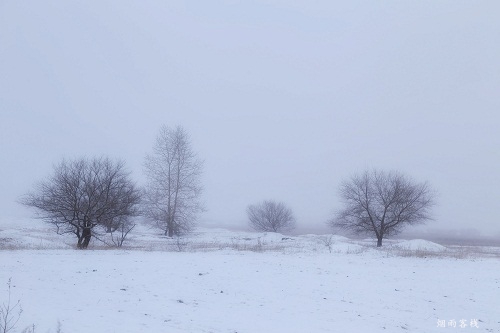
[330,169,435,247]
[21,157,141,249]
[1,278,22,333]
[247,200,296,233]
[320,235,335,253]
[143,126,204,237]
[109,220,136,247]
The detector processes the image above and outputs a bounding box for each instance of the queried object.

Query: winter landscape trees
[19,125,206,249]
[21,157,141,249]
[247,200,296,232]
[143,125,204,237]
[330,169,435,247]
[19,125,436,249]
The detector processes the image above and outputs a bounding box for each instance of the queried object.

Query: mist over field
[1,1,499,237]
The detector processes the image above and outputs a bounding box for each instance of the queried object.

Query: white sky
[1,1,499,235]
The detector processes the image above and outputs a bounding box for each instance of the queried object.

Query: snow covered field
[1,224,499,333]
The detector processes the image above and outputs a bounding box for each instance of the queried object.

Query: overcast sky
[1,1,499,235]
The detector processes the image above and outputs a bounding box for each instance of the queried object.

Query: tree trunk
[377,237,383,247]
[77,228,91,249]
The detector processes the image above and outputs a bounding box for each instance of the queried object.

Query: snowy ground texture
[1,223,499,333]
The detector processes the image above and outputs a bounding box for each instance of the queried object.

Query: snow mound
[0,231,72,250]
[392,239,446,252]
[299,234,350,243]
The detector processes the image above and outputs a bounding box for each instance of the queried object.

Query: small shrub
[1,278,22,333]
[172,237,188,252]
[320,235,335,253]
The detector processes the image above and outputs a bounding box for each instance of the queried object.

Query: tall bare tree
[21,157,141,249]
[329,169,435,247]
[143,125,204,237]
[247,200,296,233]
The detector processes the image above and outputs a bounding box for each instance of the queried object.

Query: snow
[390,239,448,252]
[0,225,499,333]
[0,228,72,250]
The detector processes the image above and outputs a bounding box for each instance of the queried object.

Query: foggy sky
[1,1,499,235]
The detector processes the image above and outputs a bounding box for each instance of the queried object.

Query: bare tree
[143,125,204,237]
[247,200,296,233]
[21,157,141,249]
[329,169,435,247]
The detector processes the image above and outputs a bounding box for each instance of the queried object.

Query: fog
[1,1,499,236]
